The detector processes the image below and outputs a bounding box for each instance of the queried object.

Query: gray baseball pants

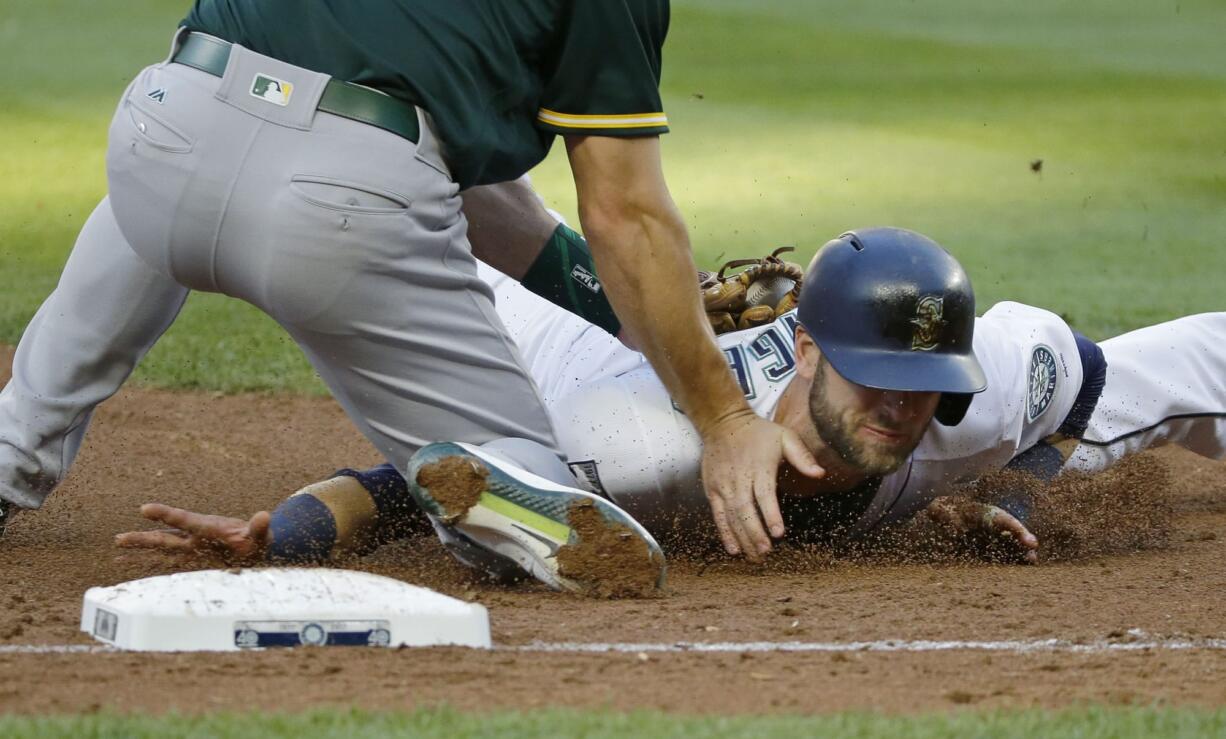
[0,38,559,509]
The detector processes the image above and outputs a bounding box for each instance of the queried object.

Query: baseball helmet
[796,227,986,426]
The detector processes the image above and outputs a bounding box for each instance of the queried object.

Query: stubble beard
[807,364,919,477]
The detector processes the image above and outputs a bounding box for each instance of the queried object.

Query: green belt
[172,32,420,144]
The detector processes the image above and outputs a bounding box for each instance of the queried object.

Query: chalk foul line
[5,631,1226,655]
[514,634,1226,655]
[0,644,110,654]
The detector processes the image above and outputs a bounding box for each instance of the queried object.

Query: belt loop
[163,26,190,66]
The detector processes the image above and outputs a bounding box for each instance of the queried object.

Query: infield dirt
[1,348,1225,715]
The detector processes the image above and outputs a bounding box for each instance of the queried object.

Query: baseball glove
[700,246,804,334]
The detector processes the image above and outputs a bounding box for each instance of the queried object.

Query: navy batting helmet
[796,227,986,426]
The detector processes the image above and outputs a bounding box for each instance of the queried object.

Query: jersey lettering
[723,346,756,400]
[749,327,797,382]
[780,313,799,336]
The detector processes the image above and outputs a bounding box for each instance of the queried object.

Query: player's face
[807,356,940,476]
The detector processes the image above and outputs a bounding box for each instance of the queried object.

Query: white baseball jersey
[548,302,1083,539]
[486,263,1195,540]
[1063,313,1226,475]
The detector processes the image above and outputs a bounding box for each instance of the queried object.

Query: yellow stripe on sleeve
[537,108,669,129]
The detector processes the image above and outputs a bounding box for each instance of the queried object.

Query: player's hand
[926,497,1039,564]
[700,411,824,561]
[114,503,272,564]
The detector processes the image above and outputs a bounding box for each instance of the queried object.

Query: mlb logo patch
[250,73,293,106]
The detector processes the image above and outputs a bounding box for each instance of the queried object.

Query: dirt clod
[415,457,488,522]
[945,690,977,704]
[557,500,663,599]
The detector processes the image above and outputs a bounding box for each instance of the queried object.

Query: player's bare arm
[116,471,408,565]
[116,504,271,563]
[460,177,627,342]
[461,179,558,280]
[564,134,823,560]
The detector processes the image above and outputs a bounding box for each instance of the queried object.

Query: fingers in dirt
[140,504,226,538]
[248,511,273,547]
[753,469,785,540]
[139,503,191,527]
[724,496,761,562]
[994,511,1039,549]
[707,494,741,555]
[114,530,194,550]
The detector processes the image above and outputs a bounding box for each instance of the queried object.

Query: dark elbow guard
[266,467,396,562]
[333,463,430,539]
[266,464,425,563]
[267,492,339,564]
[1058,331,1108,439]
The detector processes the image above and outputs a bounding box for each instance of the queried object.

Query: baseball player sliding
[1,2,824,581]
[118,228,1226,595]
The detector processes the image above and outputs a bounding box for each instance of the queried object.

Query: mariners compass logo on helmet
[909,296,946,351]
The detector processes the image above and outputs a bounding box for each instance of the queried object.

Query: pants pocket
[290,175,412,214]
[123,96,195,154]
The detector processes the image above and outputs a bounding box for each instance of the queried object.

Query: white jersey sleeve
[552,301,1086,541]
[550,313,802,534]
[847,301,1084,532]
[477,261,645,408]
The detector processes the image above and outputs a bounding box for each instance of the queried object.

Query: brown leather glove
[700,246,805,334]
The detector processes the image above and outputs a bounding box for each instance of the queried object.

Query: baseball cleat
[406,442,666,597]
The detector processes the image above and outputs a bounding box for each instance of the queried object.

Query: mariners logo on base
[1028,345,1059,421]
[250,73,294,106]
[233,619,392,648]
[910,296,946,351]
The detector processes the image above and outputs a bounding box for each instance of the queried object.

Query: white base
[80,568,490,652]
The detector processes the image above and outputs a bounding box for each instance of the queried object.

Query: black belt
[171,31,420,144]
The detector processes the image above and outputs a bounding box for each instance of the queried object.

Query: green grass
[0,706,1224,738]
[2,0,1223,392]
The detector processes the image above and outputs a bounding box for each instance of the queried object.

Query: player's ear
[794,327,820,380]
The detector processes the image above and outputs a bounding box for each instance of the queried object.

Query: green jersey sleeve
[536,0,670,137]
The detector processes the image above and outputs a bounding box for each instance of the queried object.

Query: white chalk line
[515,636,1226,655]
[0,644,110,654]
[5,632,1226,656]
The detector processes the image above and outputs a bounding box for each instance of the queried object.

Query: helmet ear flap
[934,393,973,426]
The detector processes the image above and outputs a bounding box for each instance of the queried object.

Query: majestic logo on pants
[250,74,294,106]
[1028,345,1059,421]
[910,296,946,351]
